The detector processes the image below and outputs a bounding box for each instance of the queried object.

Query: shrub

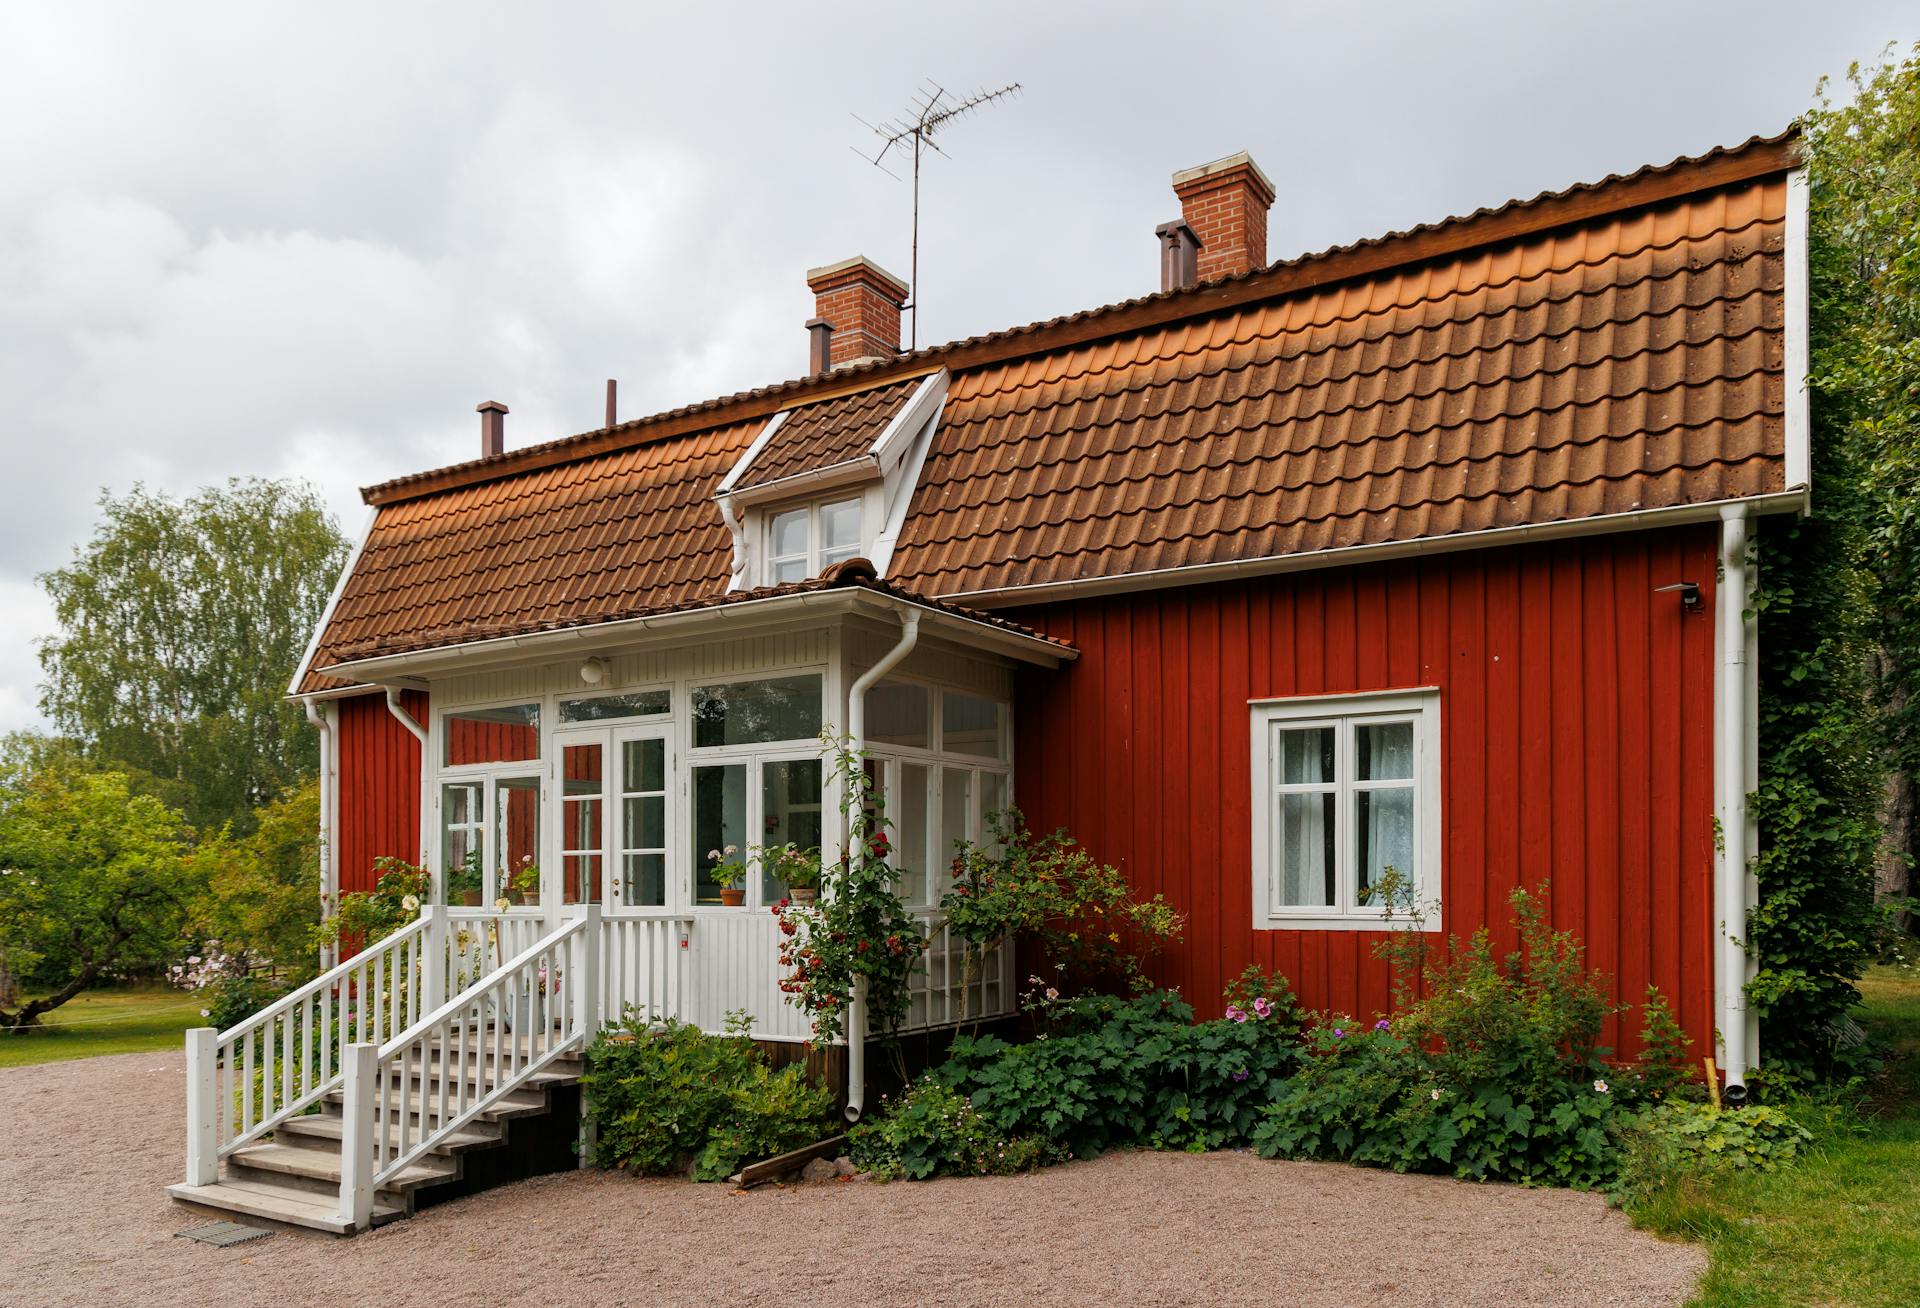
[848,1077,1061,1180]
[1613,1101,1816,1207]
[584,1016,835,1181]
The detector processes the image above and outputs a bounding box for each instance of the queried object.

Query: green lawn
[1631,967,1920,1308]
[0,986,204,1069]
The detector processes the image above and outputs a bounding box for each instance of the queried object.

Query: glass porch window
[691,674,823,748]
[559,690,670,724]
[759,759,822,902]
[692,763,748,905]
[941,692,1003,758]
[562,743,604,905]
[895,761,931,905]
[443,704,540,766]
[619,738,668,908]
[440,782,484,905]
[496,776,541,905]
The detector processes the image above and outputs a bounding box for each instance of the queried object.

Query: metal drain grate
[176,1221,272,1248]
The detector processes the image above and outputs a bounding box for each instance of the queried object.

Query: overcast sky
[0,2,1911,733]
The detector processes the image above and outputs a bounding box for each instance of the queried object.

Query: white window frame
[764,495,866,584]
[1249,687,1441,931]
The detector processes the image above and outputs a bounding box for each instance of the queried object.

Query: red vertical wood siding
[1011,527,1720,1057]
[335,690,427,895]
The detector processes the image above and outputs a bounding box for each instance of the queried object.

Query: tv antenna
[854,79,1021,349]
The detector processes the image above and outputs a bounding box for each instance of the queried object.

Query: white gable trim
[288,507,378,698]
[717,410,790,592]
[869,370,948,577]
[1783,165,1811,506]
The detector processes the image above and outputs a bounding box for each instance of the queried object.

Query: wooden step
[276,1112,503,1155]
[319,1083,551,1122]
[166,1177,404,1236]
[229,1141,459,1194]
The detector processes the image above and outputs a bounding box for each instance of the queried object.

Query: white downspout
[383,686,432,872]
[842,610,922,1122]
[304,699,338,970]
[1718,508,1754,1098]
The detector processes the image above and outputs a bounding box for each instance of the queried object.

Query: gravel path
[0,1050,1704,1308]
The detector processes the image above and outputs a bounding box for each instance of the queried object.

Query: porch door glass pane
[693,763,748,905]
[760,759,822,903]
[441,782,484,905]
[496,776,541,906]
[897,762,930,906]
[562,743,604,906]
[619,738,668,908]
[939,767,973,903]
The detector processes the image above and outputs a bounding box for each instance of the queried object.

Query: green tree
[0,760,198,1028]
[36,478,348,832]
[185,781,323,980]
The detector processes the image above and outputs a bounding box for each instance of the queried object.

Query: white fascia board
[287,507,378,698]
[869,369,949,471]
[942,491,1808,610]
[716,410,789,592]
[1784,166,1811,506]
[870,372,950,579]
[721,454,878,508]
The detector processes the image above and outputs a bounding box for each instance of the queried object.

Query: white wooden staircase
[169,906,604,1235]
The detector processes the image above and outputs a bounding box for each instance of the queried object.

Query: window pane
[563,854,602,907]
[623,737,666,793]
[443,704,540,766]
[1357,722,1414,781]
[897,761,930,904]
[771,507,809,559]
[820,499,862,554]
[867,681,930,748]
[941,692,1003,759]
[622,852,667,908]
[760,759,823,902]
[440,783,484,905]
[1277,727,1334,785]
[559,690,670,723]
[980,772,1009,851]
[562,744,603,906]
[496,776,541,905]
[692,763,748,905]
[692,675,823,747]
[770,556,808,585]
[939,767,974,900]
[622,795,666,852]
[1277,792,1335,907]
[1357,788,1415,904]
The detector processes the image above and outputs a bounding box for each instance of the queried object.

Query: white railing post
[420,904,448,1011]
[338,1042,378,1231]
[575,904,601,1169]
[184,1027,218,1186]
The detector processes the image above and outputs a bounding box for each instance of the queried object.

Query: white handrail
[337,907,601,1227]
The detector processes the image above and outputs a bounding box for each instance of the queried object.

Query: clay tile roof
[317,558,1071,668]
[733,375,925,493]
[298,131,1801,695]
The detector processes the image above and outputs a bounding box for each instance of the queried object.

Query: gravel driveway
[0,1050,1703,1308]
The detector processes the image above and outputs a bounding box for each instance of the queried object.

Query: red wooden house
[175,130,1809,1231]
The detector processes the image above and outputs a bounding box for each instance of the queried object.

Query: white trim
[717,410,789,591]
[1714,506,1758,1091]
[289,508,377,696]
[1249,688,1441,932]
[382,686,431,866]
[945,492,1809,609]
[1784,165,1811,503]
[871,385,948,578]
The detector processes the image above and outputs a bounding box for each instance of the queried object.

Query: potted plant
[506,854,541,906]
[709,845,748,906]
[757,842,822,904]
[502,955,560,1032]
[447,848,484,906]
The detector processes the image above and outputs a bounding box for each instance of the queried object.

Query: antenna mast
[854,80,1021,349]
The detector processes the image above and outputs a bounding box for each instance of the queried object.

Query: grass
[1629,966,1920,1308]
[0,985,205,1069]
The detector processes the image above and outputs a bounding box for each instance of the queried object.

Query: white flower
[401,894,421,913]
[707,848,721,860]
[1430,1088,1443,1101]
[494,897,512,913]
[1593,1079,1610,1095]
[200,1009,210,1018]
[187,955,202,965]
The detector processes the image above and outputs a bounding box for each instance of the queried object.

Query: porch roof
[310,558,1075,685]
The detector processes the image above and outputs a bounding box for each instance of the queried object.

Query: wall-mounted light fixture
[579,656,609,685]
[1654,581,1703,614]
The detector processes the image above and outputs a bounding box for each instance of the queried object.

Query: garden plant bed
[4,1049,1702,1308]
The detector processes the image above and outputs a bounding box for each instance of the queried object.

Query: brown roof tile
[733,376,924,493]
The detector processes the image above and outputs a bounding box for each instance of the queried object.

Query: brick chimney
[805,256,908,368]
[1171,151,1276,282]
[476,400,508,458]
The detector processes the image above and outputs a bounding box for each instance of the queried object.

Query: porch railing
[336,906,598,1228]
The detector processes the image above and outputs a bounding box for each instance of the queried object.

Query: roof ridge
[361,129,1798,508]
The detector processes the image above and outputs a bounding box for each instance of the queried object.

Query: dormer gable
[715,369,947,590]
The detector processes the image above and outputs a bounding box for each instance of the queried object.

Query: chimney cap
[805,316,834,330]
[1154,218,1204,247]
[1170,150,1276,202]
[805,255,909,300]
[476,400,510,414]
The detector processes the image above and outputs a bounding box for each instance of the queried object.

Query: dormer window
[768,497,864,584]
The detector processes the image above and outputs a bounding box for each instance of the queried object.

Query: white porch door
[553,726,675,914]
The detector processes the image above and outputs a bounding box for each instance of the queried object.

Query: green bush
[1614,1100,1817,1206]
[202,974,287,1031]
[583,1017,835,1181]
[849,1077,1062,1180]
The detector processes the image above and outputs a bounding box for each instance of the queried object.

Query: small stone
[800,1157,837,1183]
[833,1156,857,1177]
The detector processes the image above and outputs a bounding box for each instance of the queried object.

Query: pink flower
[1252,998,1272,1018]
[1226,1005,1247,1023]
[1332,1028,1346,1039]
[1374,1019,1391,1032]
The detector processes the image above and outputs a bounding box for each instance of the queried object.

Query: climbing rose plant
[773,733,925,1044]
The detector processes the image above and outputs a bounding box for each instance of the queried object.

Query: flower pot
[719,887,746,907]
[461,890,482,907]
[500,989,548,1033]
[787,887,818,904]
